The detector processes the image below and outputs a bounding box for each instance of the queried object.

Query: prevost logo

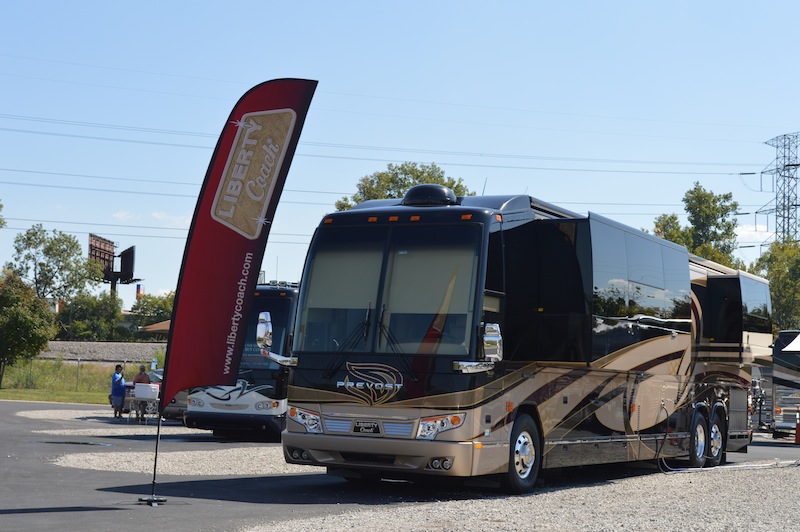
[336,362,404,405]
[211,109,297,239]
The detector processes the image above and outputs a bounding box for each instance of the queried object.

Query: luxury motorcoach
[271,184,771,493]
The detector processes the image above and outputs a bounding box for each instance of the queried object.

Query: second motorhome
[184,283,298,435]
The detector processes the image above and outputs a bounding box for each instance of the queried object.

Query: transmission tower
[759,132,800,241]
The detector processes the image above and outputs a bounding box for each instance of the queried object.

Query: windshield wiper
[378,304,403,354]
[377,305,421,383]
[323,304,372,379]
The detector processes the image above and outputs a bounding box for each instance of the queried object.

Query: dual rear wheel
[689,410,726,468]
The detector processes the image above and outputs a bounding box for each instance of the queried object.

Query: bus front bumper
[282,431,502,478]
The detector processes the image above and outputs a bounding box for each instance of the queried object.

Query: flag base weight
[139,496,167,507]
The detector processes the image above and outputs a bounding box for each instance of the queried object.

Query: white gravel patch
[34,426,204,437]
[19,407,316,477]
[51,447,315,476]
[18,408,114,420]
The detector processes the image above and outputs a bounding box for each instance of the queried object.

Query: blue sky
[1,2,796,309]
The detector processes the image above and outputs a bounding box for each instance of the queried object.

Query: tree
[752,240,800,331]
[335,162,474,211]
[0,269,57,388]
[7,224,103,303]
[0,199,6,229]
[653,182,742,268]
[129,292,174,328]
[56,291,125,341]
[651,213,691,248]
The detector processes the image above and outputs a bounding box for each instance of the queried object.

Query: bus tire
[707,411,725,467]
[502,413,541,494]
[688,411,707,468]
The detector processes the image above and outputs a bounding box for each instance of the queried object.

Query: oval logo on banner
[211,109,297,239]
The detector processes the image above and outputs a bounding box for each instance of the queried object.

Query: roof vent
[401,184,460,206]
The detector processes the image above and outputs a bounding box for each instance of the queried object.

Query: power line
[0,114,764,169]
[0,167,352,194]
[0,127,212,150]
[0,180,336,204]
[4,217,313,237]
[0,170,767,209]
[1,225,311,244]
[1,54,786,133]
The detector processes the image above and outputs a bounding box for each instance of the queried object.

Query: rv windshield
[295,223,481,356]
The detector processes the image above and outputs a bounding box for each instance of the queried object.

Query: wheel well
[514,403,543,444]
[711,403,727,427]
[693,402,710,422]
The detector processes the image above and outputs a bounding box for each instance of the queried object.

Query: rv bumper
[771,421,798,432]
[282,431,493,477]
[184,412,284,434]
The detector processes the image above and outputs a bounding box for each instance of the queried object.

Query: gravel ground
[240,462,800,532]
[23,408,800,532]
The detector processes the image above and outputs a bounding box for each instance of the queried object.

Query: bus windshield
[295,223,481,356]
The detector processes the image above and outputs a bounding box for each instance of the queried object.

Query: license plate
[353,420,381,434]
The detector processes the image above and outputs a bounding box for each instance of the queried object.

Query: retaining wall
[40,341,167,364]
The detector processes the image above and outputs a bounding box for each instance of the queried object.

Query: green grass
[0,388,108,404]
[0,358,117,405]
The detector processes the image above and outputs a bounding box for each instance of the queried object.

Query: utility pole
[759,132,800,241]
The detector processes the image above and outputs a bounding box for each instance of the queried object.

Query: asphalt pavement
[0,400,798,532]
[0,400,343,532]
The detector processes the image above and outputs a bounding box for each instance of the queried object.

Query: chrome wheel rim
[694,422,706,459]
[709,422,722,459]
[514,430,535,479]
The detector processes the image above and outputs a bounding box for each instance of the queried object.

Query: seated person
[132,365,152,421]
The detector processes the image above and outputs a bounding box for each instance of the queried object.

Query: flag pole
[139,409,167,507]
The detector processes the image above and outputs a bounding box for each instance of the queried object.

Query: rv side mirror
[453,322,503,373]
[483,322,503,363]
[257,311,298,367]
[256,311,273,350]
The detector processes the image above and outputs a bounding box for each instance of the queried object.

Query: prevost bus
[184,282,298,435]
[272,184,772,493]
[770,330,800,436]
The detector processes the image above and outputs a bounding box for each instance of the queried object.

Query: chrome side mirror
[483,322,503,363]
[257,311,297,366]
[453,323,503,374]
[256,311,273,349]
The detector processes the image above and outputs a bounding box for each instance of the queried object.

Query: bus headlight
[288,406,322,433]
[416,413,465,440]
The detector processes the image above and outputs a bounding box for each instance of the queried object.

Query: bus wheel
[707,412,725,467]
[502,413,541,494]
[688,411,707,468]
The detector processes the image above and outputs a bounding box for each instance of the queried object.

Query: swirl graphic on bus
[335,362,404,405]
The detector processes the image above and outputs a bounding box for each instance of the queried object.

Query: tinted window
[294,223,482,356]
[294,225,386,353]
[590,217,690,359]
[704,277,742,343]
[626,233,663,288]
[740,275,772,333]
[379,225,480,355]
[590,219,628,317]
[662,246,691,320]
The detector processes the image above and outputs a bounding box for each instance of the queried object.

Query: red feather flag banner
[159,79,317,411]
